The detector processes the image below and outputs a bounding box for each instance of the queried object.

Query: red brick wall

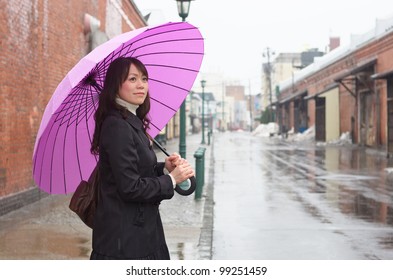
[279,31,393,147]
[0,0,145,197]
[123,0,146,30]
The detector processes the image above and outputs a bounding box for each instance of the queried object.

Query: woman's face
[118,63,148,105]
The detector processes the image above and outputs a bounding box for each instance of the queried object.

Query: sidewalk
[156,132,213,260]
[0,132,213,260]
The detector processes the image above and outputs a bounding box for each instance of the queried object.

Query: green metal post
[178,15,187,158]
[179,101,186,159]
[194,147,206,199]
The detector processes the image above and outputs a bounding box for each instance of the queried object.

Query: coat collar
[109,109,143,131]
[125,112,143,131]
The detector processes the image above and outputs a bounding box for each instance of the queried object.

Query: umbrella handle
[174,176,196,196]
[152,138,196,196]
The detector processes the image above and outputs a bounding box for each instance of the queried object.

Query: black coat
[92,109,174,259]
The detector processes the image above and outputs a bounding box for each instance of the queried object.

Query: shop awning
[371,69,393,79]
[304,83,339,100]
[278,90,307,104]
[334,57,377,82]
[350,57,377,75]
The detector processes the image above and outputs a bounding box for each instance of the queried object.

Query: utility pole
[201,79,206,144]
[263,47,274,122]
[248,80,253,132]
[222,81,225,132]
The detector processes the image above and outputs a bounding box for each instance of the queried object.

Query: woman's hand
[169,159,195,184]
[164,153,181,172]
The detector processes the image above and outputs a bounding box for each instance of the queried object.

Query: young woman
[90,57,194,259]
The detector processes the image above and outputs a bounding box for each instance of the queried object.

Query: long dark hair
[91,57,151,155]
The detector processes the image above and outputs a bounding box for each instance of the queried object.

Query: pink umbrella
[33,22,204,194]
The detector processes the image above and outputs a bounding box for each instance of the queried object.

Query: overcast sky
[133,0,393,94]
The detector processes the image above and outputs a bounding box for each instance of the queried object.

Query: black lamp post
[201,79,206,144]
[175,0,194,158]
[176,0,194,21]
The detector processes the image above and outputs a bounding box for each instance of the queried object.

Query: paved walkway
[157,132,213,260]
[0,132,213,260]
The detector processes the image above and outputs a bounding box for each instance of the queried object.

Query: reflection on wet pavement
[268,144,393,226]
[213,132,393,259]
[0,195,92,259]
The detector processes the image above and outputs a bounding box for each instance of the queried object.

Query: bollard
[207,131,211,145]
[194,147,206,199]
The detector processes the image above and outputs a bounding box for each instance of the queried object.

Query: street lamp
[201,79,206,144]
[176,0,194,21]
[175,0,194,158]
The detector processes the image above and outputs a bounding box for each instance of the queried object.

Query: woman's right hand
[169,159,195,184]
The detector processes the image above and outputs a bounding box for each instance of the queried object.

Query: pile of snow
[386,167,393,182]
[385,168,393,174]
[329,131,352,145]
[252,123,279,137]
[287,126,315,142]
[317,131,352,146]
[252,123,353,147]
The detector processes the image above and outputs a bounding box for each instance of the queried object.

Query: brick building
[277,15,393,157]
[0,0,146,215]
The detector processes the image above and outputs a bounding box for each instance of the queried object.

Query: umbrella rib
[62,113,71,193]
[129,38,204,57]
[74,84,97,188]
[35,116,64,193]
[116,40,137,58]
[149,121,162,132]
[33,126,53,187]
[84,84,95,156]
[74,91,96,127]
[54,86,93,192]
[60,87,88,192]
[55,86,95,127]
[53,88,86,124]
[149,96,177,112]
[72,86,89,183]
[112,24,202,58]
[138,51,204,57]
[148,77,191,93]
[145,63,200,73]
[48,120,63,193]
[133,24,201,47]
[74,114,83,187]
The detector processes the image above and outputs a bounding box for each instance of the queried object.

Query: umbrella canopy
[33,22,204,194]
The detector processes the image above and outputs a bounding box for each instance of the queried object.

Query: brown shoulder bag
[69,163,99,229]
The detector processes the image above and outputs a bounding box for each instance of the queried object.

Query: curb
[197,134,214,260]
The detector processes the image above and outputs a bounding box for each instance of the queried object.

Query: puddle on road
[315,176,393,226]
[270,145,393,226]
[167,242,198,260]
[379,235,393,249]
[318,147,393,226]
[165,228,200,260]
[0,226,91,259]
[316,174,379,181]
[336,188,393,225]
[0,195,92,260]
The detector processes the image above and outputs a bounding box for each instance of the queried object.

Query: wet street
[1,131,393,260]
[212,131,393,259]
[0,133,209,260]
